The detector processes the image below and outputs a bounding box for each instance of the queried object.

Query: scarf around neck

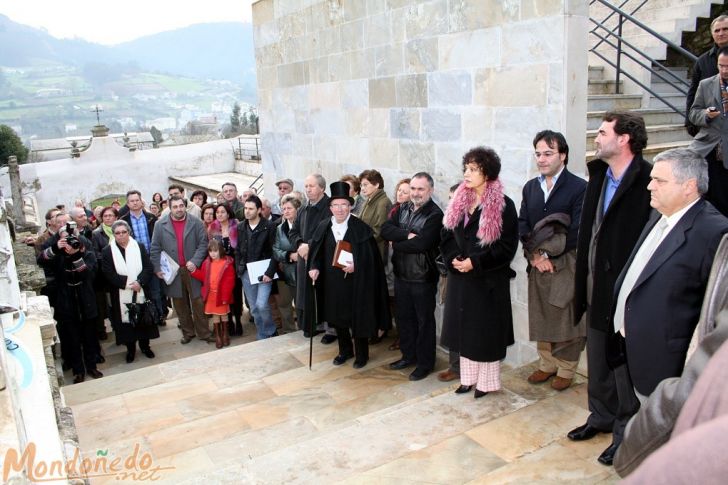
[110,238,145,322]
[443,179,505,246]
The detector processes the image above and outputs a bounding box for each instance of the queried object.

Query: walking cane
[309,280,317,370]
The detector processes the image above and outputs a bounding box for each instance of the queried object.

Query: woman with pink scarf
[440,146,518,399]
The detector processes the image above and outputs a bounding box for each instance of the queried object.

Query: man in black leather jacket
[382,172,443,381]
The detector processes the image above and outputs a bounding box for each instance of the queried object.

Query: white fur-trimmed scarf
[443,179,505,246]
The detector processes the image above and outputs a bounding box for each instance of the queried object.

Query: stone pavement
[61,320,621,484]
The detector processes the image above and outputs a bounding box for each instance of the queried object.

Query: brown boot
[214,322,223,349]
[222,321,231,347]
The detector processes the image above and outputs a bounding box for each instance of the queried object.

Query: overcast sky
[1,0,254,45]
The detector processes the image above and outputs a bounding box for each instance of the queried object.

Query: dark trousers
[61,316,99,375]
[706,150,728,218]
[229,276,243,323]
[394,278,437,371]
[585,327,640,444]
[125,339,150,353]
[335,326,369,363]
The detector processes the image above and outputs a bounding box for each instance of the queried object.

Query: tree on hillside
[150,126,163,147]
[0,124,29,164]
[230,102,242,135]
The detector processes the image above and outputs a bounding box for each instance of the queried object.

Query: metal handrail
[589,0,648,52]
[589,0,699,117]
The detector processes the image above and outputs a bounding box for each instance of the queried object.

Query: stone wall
[253,0,589,365]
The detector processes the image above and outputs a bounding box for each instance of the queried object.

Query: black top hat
[329,181,354,205]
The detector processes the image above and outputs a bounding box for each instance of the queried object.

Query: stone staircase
[585,0,724,161]
[59,318,621,484]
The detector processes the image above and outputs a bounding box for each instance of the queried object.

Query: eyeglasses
[114,230,128,235]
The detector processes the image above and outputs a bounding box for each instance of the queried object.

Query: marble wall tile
[341,19,365,52]
[369,138,400,167]
[253,0,275,25]
[275,0,304,19]
[428,70,472,106]
[461,106,494,145]
[343,0,367,21]
[364,11,392,48]
[404,0,449,39]
[390,108,421,139]
[345,107,370,137]
[369,77,397,108]
[434,142,465,179]
[336,138,369,165]
[399,140,435,173]
[328,52,351,82]
[439,29,501,70]
[422,109,461,142]
[366,0,386,16]
[474,64,548,107]
[350,48,376,79]
[405,37,439,73]
[502,17,565,64]
[395,73,428,107]
[374,43,405,78]
[448,0,519,33]
[341,79,370,108]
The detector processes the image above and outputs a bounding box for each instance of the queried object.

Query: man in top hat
[307,181,390,368]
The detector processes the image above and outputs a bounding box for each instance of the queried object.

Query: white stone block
[292,134,314,158]
[341,80,369,108]
[275,0,303,18]
[439,29,501,70]
[427,70,472,106]
[449,0,519,33]
[336,138,369,165]
[434,142,464,179]
[309,82,341,109]
[369,138,400,167]
[390,108,420,140]
[328,52,351,82]
[405,38,439,73]
[369,108,391,138]
[404,0,449,39]
[341,19,365,52]
[461,106,495,145]
[399,140,435,173]
[366,0,386,16]
[395,74,427,107]
[310,109,346,136]
[474,65,548,107]
[374,43,404,78]
[421,109,461,142]
[502,17,565,64]
[350,49,376,80]
[343,0,367,21]
[364,12,392,48]
[345,108,370,137]
[313,135,338,160]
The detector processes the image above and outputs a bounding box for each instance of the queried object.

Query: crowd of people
[25,105,728,478]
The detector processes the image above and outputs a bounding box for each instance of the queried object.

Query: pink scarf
[443,179,505,246]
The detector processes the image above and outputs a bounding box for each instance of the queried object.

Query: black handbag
[125,291,159,328]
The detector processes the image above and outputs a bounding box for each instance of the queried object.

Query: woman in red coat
[192,239,236,348]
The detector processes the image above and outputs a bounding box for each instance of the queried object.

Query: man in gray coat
[151,195,212,344]
[688,45,728,216]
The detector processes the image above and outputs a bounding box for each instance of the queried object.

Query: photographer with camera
[38,215,103,383]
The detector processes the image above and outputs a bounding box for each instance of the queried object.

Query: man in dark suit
[569,112,653,466]
[688,45,728,217]
[613,148,728,399]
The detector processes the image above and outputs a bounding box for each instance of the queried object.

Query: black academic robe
[308,216,390,339]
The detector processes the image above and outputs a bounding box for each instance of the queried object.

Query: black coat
[614,200,728,395]
[91,227,112,288]
[518,168,586,254]
[101,243,159,344]
[574,156,653,331]
[381,199,443,283]
[440,196,518,362]
[235,218,277,279]
[308,215,390,338]
[289,195,332,315]
[37,234,98,322]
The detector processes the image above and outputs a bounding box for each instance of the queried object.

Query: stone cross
[91,105,103,125]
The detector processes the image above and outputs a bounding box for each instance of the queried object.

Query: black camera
[65,222,82,250]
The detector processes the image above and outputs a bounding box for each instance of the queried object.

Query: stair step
[649,81,690,95]
[587,79,624,95]
[587,123,690,147]
[588,65,605,81]
[648,92,689,109]
[587,108,686,130]
[587,94,643,111]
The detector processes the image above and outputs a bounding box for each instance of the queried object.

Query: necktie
[613,218,669,336]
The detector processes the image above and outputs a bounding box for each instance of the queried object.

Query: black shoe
[98,332,108,341]
[73,374,84,384]
[87,369,104,379]
[454,385,473,394]
[567,423,610,441]
[180,336,193,344]
[141,348,155,359]
[409,368,431,381]
[62,361,71,372]
[353,360,367,369]
[389,359,415,371]
[597,443,619,466]
[333,353,353,366]
[304,329,323,338]
[95,354,106,364]
[234,322,244,336]
[474,389,488,399]
[158,319,167,327]
[321,334,338,345]
[126,350,135,363]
